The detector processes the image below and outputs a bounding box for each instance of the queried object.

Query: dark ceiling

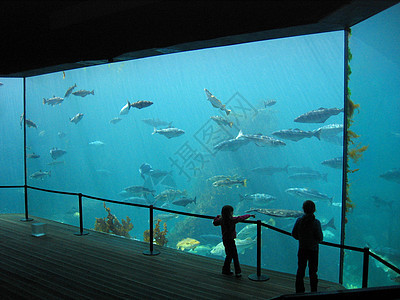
[1,0,398,77]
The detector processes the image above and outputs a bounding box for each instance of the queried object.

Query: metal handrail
[0,184,399,286]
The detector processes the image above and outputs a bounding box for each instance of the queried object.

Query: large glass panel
[346,4,400,288]
[0,78,24,213]
[25,30,344,282]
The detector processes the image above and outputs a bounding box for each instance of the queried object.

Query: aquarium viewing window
[0,3,399,290]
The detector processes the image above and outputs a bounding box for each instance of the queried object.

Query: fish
[119,100,131,115]
[371,196,393,209]
[154,213,179,222]
[251,165,288,175]
[69,113,84,124]
[50,148,67,160]
[313,124,343,140]
[240,132,286,147]
[246,208,304,219]
[294,107,344,123]
[239,193,276,205]
[379,168,400,184]
[72,89,94,97]
[288,166,320,174]
[89,140,105,146]
[211,237,256,256]
[27,153,40,159]
[142,118,172,128]
[321,217,336,231]
[212,178,247,188]
[130,100,153,109]
[321,157,343,169]
[288,172,328,182]
[210,116,233,128]
[124,185,156,196]
[207,175,235,182]
[264,99,277,107]
[172,196,197,207]
[285,187,333,204]
[272,128,315,142]
[188,245,212,256]
[29,170,51,180]
[25,119,37,128]
[139,163,154,179]
[58,131,66,138]
[109,117,122,124]
[152,127,185,139]
[47,160,65,166]
[43,96,64,106]
[121,196,155,206]
[176,238,200,251]
[155,189,187,202]
[64,83,77,98]
[237,224,258,239]
[204,88,231,115]
[213,130,250,152]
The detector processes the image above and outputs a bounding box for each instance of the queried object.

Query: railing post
[362,247,369,288]
[74,193,89,236]
[248,220,269,281]
[143,205,160,256]
[20,185,33,222]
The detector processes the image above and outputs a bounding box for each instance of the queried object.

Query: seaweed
[345,28,368,214]
[94,202,133,238]
[143,219,168,246]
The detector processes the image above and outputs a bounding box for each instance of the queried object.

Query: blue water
[1,4,399,288]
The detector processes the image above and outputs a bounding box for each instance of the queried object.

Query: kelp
[345,28,368,213]
[94,202,133,238]
[143,219,168,246]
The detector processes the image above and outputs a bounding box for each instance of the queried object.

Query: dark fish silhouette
[130,100,153,109]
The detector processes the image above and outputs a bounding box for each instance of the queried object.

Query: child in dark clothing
[292,200,323,293]
[213,205,255,277]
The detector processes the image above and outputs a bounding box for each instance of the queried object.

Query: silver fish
[272,128,315,142]
[313,124,343,140]
[239,193,276,204]
[204,88,231,115]
[50,148,67,160]
[142,118,172,128]
[251,165,288,175]
[379,168,400,184]
[69,113,84,124]
[43,96,64,106]
[321,157,343,169]
[264,99,277,107]
[109,117,122,124]
[120,100,131,115]
[239,131,285,147]
[246,208,303,219]
[285,187,333,204]
[72,89,94,97]
[213,137,249,152]
[29,170,51,180]
[172,196,197,207]
[294,107,344,123]
[210,116,233,128]
[124,185,155,196]
[64,83,77,98]
[152,127,185,139]
[288,172,328,182]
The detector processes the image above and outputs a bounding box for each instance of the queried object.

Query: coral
[143,219,168,246]
[94,202,133,238]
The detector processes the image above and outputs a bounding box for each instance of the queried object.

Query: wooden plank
[0,214,344,299]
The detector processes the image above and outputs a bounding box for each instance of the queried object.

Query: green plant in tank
[345,28,369,214]
[94,202,133,238]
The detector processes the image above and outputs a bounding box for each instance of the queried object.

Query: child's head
[221,205,234,220]
[302,200,316,215]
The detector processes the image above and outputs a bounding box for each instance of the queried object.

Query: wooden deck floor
[0,214,344,299]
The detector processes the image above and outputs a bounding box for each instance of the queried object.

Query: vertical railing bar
[362,247,369,288]
[248,220,269,281]
[20,76,33,222]
[143,205,160,256]
[339,27,350,284]
[74,193,88,236]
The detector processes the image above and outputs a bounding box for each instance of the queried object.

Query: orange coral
[94,202,133,238]
[143,219,168,246]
